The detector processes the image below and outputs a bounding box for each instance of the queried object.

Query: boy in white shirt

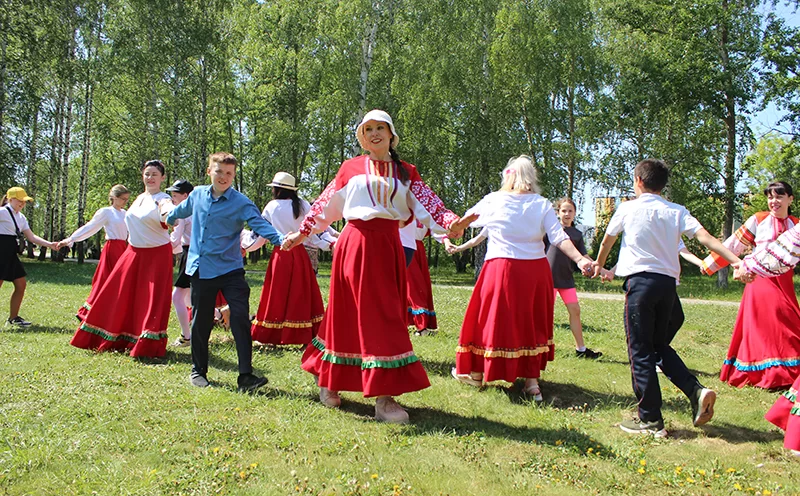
[594,159,742,437]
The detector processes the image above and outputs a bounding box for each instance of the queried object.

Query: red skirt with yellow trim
[77,239,128,321]
[251,245,324,345]
[765,377,800,451]
[456,257,555,383]
[407,239,437,331]
[301,218,431,397]
[71,243,172,358]
[720,271,800,389]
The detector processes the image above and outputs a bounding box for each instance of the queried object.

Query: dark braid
[389,146,410,185]
[273,187,306,219]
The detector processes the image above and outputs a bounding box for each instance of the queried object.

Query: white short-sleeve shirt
[606,193,703,280]
[0,206,30,236]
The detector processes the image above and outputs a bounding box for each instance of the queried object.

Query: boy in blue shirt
[594,159,742,437]
[167,152,283,392]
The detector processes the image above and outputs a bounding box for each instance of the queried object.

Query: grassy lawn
[1,258,798,495]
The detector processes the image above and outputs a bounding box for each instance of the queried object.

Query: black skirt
[174,245,191,288]
[0,235,26,281]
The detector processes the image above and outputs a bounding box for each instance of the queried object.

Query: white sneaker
[319,387,341,408]
[171,336,191,347]
[375,397,409,424]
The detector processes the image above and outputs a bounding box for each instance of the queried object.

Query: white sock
[576,346,587,352]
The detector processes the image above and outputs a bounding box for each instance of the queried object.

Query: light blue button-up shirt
[166,185,283,279]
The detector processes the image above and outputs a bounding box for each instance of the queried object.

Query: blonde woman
[451,156,593,401]
[58,184,131,321]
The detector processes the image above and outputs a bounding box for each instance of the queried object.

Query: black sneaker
[237,373,268,393]
[7,316,32,328]
[189,373,210,388]
[619,418,667,438]
[575,348,603,359]
[690,387,716,427]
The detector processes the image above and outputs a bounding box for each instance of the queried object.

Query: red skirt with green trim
[720,271,800,389]
[251,245,324,345]
[407,240,437,331]
[765,379,800,451]
[301,218,430,397]
[77,239,128,321]
[71,243,172,358]
[456,257,555,383]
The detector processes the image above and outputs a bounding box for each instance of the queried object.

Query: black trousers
[190,268,253,377]
[624,272,701,422]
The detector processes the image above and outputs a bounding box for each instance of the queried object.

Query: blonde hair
[500,155,540,194]
[108,184,130,204]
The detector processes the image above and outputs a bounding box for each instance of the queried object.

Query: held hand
[600,268,615,283]
[590,261,602,279]
[733,263,755,283]
[577,257,593,277]
[448,213,479,239]
[281,231,307,251]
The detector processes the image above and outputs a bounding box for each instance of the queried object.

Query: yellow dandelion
[149,469,157,475]
[213,447,220,454]
[727,468,736,473]
[734,483,743,490]
[637,468,645,474]
[371,474,378,479]
[587,448,594,453]
[764,490,773,495]
[239,471,247,479]
[640,459,647,466]
[250,463,258,469]
[555,440,563,446]
[697,469,706,476]
[686,477,695,483]
[675,466,683,474]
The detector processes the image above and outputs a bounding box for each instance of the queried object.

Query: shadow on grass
[3,324,74,334]
[670,422,784,443]
[408,406,616,456]
[555,323,615,334]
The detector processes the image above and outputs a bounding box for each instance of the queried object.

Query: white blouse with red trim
[299,156,458,237]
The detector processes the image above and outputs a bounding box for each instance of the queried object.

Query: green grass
[1,259,798,495]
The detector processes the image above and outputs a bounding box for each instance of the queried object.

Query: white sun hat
[267,172,298,191]
[356,109,400,149]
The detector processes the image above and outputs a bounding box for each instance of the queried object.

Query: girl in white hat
[244,172,325,346]
[282,109,475,423]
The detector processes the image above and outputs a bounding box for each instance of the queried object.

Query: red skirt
[77,239,128,321]
[765,377,800,451]
[71,243,172,358]
[301,218,430,397]
[407,240,437,331]
[251,246,324,345]
[456,257,555,383]
[720,271,800,388]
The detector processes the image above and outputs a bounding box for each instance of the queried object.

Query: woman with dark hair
[58,184,131,321]
[702,180,800,388]
[71,160,174,358]
[281,109,474,423]
[0,187,57,327]
[246,172,324,346]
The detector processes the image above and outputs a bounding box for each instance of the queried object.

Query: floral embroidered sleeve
[407,168,459,236]
[743,224,800,278]
[299,179,345,236]
[701,214,758,275]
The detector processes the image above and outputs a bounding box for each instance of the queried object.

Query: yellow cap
[6,187,33,203]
